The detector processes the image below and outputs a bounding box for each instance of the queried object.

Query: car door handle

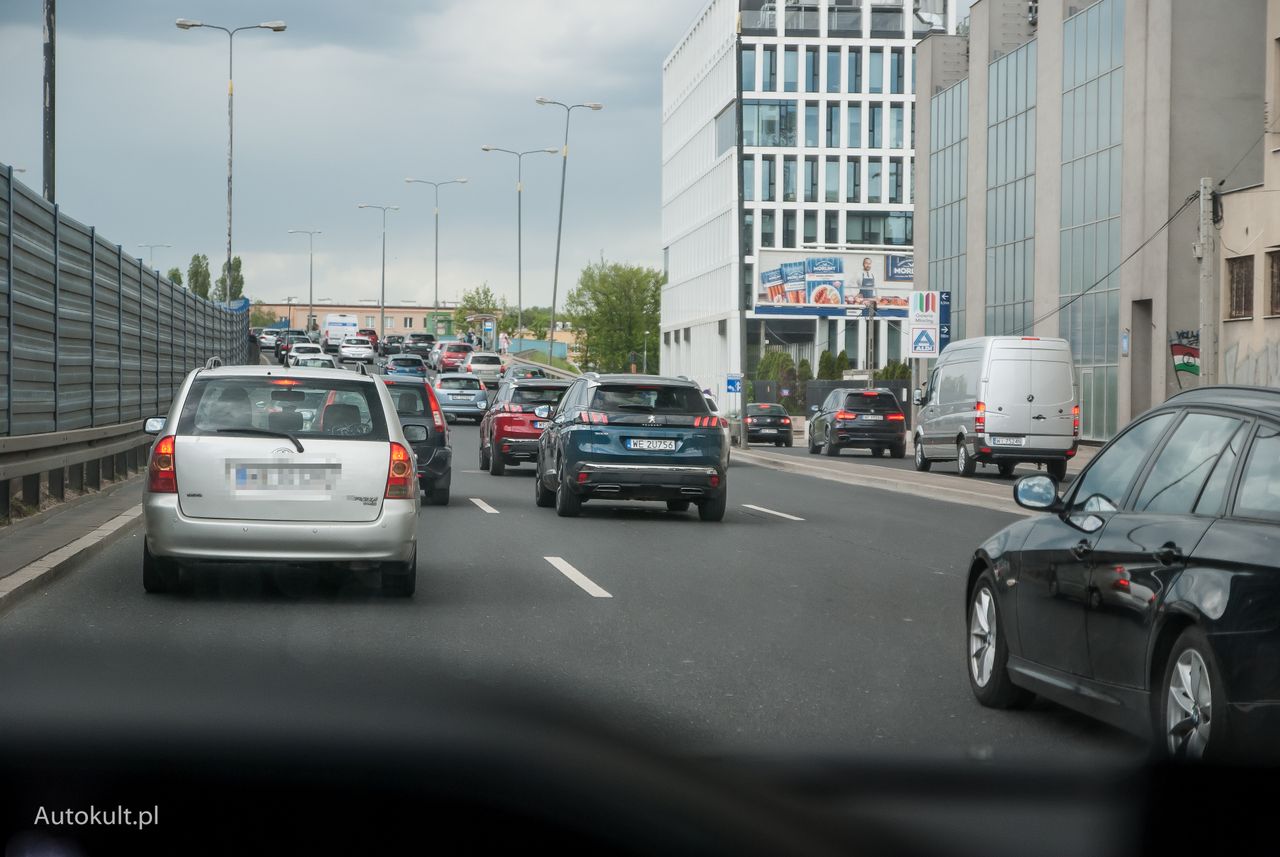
[1153,543,1184,565]
[1070,540,1092,560]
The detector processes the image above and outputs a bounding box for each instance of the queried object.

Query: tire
[774,439,783,447]
[381,546,417,597]
[967,571,1034,709]
[997,462,1017,478]
[956,441,976,477]
[914,437,931,472]
[1158,625,1230,761]
[808,432,820,455]
[666,500,691,513]
[890,442,906,459]
[479,441,490,471]
[554,467,582,518]
[534,459,555,508]
[785,437,794,448]
[698,490,727,522]
[488,440,506,476]
[142,543,179,594]
[871,446,885,457]
[1046,459,1068,483]
[823,434,840,457]
[428,471,451,506]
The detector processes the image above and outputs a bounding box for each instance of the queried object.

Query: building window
[803,210,818,245]
[804,101,819,147]
[761,210,776,248]
[714,102,736,157]
[870,5,904,38]
[826,103,841,147]
[868,104,883,148]
[846,157,861,202]
[742,100,798,147]
[847,102,862,148]
[826,48,841,93]
[742,156,754,201]
[783,211,797,247]
[365,316,375,327]
[1270,251,1280,315]
[888,157,903,204]
[889,103,905,148]
[1228,255,1254,319]
[804,155,818,202]
[741,0,776,33]
[867,158,883,203]
[890,48,906,94]
[824,157,839,203]
[741,47,756,91]
[868,48,884,93]
[805,47,819,92]
[783,47,798,92]
[848,48,862,93]
[846,211,913,246]
[782,156,797,201]
[403,317,414,329]
[742,211,755,255]
[742,263,755,308]
[829,0,861,35]
[825,210,839,245]
[785,0,820,33]
[762,155,776,201]
[762,46,777,90]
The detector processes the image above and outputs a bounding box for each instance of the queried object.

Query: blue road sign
[726,376,742,394]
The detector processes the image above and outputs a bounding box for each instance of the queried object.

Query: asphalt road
[0,419,1143,764]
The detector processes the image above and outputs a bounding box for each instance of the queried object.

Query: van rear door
[983,350,1033,442]
[1029,350,1075,448]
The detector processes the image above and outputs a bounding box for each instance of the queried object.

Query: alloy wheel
[968,586,997,688]
[1166,649,1212,759]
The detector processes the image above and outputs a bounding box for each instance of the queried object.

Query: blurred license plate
[991,436,1026,446]
[627,439,676,451]
[533,420,549,429]
[450,395,471,401]
[233,465,337,491]
[760,428,777,434]
[860,414,883,421]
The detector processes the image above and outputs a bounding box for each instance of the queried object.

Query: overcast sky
[0,0,701,308]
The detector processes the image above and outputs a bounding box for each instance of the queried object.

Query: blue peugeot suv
[534,374,729,521]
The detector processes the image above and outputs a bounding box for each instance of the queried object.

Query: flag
[1171,342,1200,376]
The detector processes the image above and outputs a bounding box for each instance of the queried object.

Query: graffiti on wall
[1169,330,1201,388]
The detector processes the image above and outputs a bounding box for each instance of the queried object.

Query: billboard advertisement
[754,249,914,318]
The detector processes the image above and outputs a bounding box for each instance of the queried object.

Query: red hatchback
[438,341,474,372]
[478,379,571,475]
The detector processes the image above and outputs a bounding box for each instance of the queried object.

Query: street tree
[250,300,275,329]
[563,261,661,374]
[214,256,244,302]
[817,350,835,379]
[166,267,183,287]
[187,254,212,299]
[453,283,501,331]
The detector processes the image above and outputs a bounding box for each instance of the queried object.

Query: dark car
[806,388,906,458]
[968,385,1280,762]
[403,332,436,359]
[380,376,452,505]
[479,379,571,475]
[272,328,306,355]
[535,374,728,521]
[744,402,794,447]
[381,334,405,356]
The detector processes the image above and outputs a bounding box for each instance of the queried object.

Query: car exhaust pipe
[593,484,621,493]
[680,487,705,496]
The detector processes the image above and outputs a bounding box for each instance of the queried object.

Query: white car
[339,336,377,364]
[258,331,279,350]
[287,343,325,365]
[141,364,424,596]
[292,355,339,370]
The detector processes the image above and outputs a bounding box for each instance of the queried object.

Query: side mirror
[402,424,429,443]
[143,417,166,435]
[912,389,923,406]
[1013,475,1061,512]
[533,405,551,419]
[809,405,819,414]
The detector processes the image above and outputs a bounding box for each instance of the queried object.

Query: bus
[321,314,359,353]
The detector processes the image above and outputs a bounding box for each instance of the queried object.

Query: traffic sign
[726,376,742,394]
[912,328,937,354]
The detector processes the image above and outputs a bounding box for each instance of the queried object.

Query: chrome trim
[578,463,717,475]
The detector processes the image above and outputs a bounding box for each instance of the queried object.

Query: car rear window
[510,386,568,406]
[295,358,333,368]
[747,403,786,414]
[382,383,432,420]
[438,377,482,390]
[345,338,371,346]
[390,358,423,367]
[445,344,473,353]
[470,355,501,365]
[177,377,389,441]
[843,392,900,412]
[590,384,709,415]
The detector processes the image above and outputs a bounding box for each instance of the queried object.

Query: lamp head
[585,102,604,110]
[175,18,202,29]
[260,20,287,31]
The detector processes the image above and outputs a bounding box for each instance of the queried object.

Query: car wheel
[808,431,820,455]
[997,462,1017,478]
[890,442,906,459]
[785,436,794,448]
[1046,459,1068,482]
[534,459,555,508]
[554,467,581,518]
[380,546,417,597]
[823,434,840,456]
[697,489,727,522]
[479,441,491,471]
[666,500,691,513]
[956,441,976,477]
[428,472,451,506]
[1159,626,1230,761]
[488,442,506,476]
[870,446,885,457]
[967,571,1033,708]
[774,439,783,447]
[142,543,179,594]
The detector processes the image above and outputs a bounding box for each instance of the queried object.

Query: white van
[322,313,359,354]
[912,336,1078,479]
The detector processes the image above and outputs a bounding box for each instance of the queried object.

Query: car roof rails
[356,362,371,376]
[204,357,223,370]
[581,371,599,380]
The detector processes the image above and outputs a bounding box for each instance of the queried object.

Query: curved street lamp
[481,146,557,337]
[357,205,398,340]
[404,177,466,332]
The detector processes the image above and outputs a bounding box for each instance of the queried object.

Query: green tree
[563,261,661,373]
[796,358,813,411]
[874,359,912,381]
[166,267,183,287]
[249,299,275,329]
[213,256,244,302]
[817,350,835,380]
[187,254,212,299]
[833,350,850,376]
[453,283,502,331]
[518,306,553,343]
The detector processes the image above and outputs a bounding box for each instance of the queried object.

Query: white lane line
[469,498,500,514]
[741,503,805,521]
[544,556,613,598]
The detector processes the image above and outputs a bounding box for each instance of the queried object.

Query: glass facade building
[927,78,967,339]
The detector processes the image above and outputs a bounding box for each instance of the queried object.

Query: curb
[731,449,1029,517]
[0,505,144,619]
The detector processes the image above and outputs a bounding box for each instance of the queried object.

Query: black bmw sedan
[966,385,1280,761]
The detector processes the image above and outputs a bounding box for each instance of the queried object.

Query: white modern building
[660,0,959,396]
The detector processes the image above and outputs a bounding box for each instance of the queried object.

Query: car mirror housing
[912,389,923,406]
[1013,475,1061,512]
[143,417,166,435]
[401,424,429,443]
[809,405,819,414]
[534,405,551,419]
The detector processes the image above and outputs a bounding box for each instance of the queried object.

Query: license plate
[759,428,777,434]
[990,436,1026,446]
[232,464,339,491]
[533,420,549,429]
[860,414,883,421]
[450,395,471,401]
[626,438,676,451]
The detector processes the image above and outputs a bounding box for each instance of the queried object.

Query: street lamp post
[643,330,650,374]
[175,17,286,300]
[138,243,172,269]
[288,229,321,333]
[535,97,603,366]
[480,146,557,338]
[357,205,398,342]
[404,177,466,333]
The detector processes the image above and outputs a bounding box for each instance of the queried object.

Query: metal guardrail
[507,354,581,380]
[0,163,249,523]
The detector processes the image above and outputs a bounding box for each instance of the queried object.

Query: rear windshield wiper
[614,404,656,412]
[213,427,304,453]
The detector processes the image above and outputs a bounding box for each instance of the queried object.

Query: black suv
[404,332,436,358]
[535,374,729,521]
[807,388,907,458]
[380,376,452,505]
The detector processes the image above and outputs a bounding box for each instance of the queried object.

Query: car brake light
[270,378,303,385]
[862,391,879,397]
[745,416,756,424]
[835,410,857,420]
[781,417,791,425]
[886,413,905,421]
[709,474,720,488]
[577,471,590,484]
[1021,336,1040,340]
[975,401,986,433]
[385,442,414,499]
[1072,404,1080,437]
[147,435,177,493]
[576,411,609,425]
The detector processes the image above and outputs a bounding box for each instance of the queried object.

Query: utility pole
[42,0,55,203]
[734,18,750,446]
[1194,177,1218,386]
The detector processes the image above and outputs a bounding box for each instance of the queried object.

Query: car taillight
[1072,404,1080,437]
[576,410,609,425]
[781,417,791,425]
[385,442,414,499]
[975,401,986,433]
[745,417,756,424]
[886,413,905,421]
[695,416,723,427]
[147,435,177,493]
[835,410,857,420]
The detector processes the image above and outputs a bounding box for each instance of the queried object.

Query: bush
[817,350,835,380]
[833,350,850,375]
[874,359,913,381]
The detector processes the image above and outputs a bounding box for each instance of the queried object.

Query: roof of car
[509,378,570,388]
[587,374,699,387]
[467,351,501,358]
[435,372,483,379]
[1162,385,1280,415]
[197,365,371,383]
